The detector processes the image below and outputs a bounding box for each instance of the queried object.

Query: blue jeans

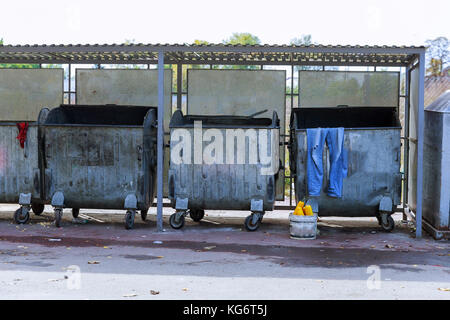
[306,128,347,198]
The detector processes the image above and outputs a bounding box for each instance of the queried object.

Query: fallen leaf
[370,245,376,248]
[103,246,111,249]
[88,261,100,264]
[241,250,247,253]
[203,246,216,250]
[156,256,164,259]
[385,244,394,248]
[150,290,160,295]
[123,293,138,297]
[438,288,450,292]
[182,288,188,291]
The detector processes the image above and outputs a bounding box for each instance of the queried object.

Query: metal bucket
[289,214,318,240]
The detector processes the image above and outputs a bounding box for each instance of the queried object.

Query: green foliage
[223,33,260,45]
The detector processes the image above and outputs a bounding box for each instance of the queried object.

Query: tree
[425,37,449,76]
[290,34,313,46]
[223,33,260,45]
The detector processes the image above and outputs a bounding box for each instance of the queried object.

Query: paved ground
[0,204,449,300]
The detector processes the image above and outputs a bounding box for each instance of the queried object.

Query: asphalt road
[0,205,449,300]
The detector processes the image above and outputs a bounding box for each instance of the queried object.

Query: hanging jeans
[306,127,347,198]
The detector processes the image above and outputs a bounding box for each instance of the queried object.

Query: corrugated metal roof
[0,43,425,66]
[426,90,450,113]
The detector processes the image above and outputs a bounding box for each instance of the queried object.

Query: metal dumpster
[423,91,450,239]
[0,110,49,224]
[168,110,281,231]
[40,105,157,229]
[289,107,402,231]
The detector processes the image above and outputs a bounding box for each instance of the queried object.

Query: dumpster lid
[44,105,157,126]
[425,90,450,114]
[170,110,279,128]
[291,107,401,129]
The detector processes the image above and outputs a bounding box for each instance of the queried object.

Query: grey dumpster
[0,110,49,224]
[40,105,157,229]
[423,90,450,239]
[168,110,281,231]
[289,107,402,231]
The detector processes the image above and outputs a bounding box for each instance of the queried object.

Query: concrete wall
[187,69,286,201]
[0,69,63,121]
[299,71,399,108]
[76,69,172,131]
[76,69,173,196]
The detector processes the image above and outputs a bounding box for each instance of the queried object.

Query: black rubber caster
[381,215,395,232]
[170,213,185,229]
[72,208,80,218]
[54,208,63,228]
[14,207,30,224]
[189,209,205,222]
[244,214,261,232]
[31,203,44,215]
[141,209,148,221]
[125,210,136,230]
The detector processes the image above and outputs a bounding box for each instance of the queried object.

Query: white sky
[1,0,449,46]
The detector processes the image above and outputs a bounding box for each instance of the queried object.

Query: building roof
[0,43,425,66]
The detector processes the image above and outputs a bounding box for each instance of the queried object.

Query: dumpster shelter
[0,43,426,237]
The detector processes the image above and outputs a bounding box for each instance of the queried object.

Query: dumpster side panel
[294,128,401,216]
[169,127,278,211]
[0,124,40,203]
[44,126,145,209]
[423,111,450,229]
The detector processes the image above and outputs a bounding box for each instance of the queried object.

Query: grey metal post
[156,51,165,232]
[68,64,72,104]
[402,65,410,221]
[415,51,426,238]
[177,63,182,110]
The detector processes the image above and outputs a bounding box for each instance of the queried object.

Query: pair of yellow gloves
[293,201,314,216]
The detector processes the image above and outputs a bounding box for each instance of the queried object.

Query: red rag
[16,122,29,148]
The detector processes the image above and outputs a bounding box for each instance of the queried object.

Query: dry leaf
[182,288,188,291]
[88,261,100,264]
[438,288,450,292]
[150,290,160,295]
[385,244,394,248]
[241,250,247,253]
[156,256,164,259]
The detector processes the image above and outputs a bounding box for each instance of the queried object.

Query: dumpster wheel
[31,203,44,216]
[141,209,148,221]
[244,214,261,232]
[14,207,30,224]
[125,210,136,230]
[54,208,63,228]
[72,208,80,218]
[189,209,205,222]
[170,212,185,229]
[380,214,395,232]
